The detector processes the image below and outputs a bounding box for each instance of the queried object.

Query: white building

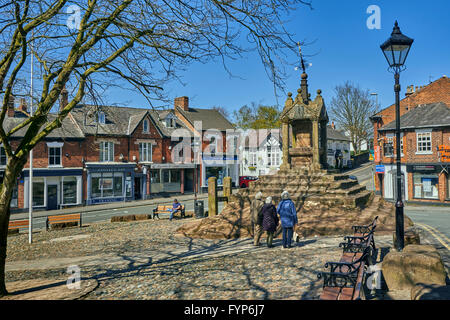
[240,129,282,177]
[326,125,351,168]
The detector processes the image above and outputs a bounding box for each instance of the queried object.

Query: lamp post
[380,21,414,251]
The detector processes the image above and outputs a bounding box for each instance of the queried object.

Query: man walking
[251,191,264,246]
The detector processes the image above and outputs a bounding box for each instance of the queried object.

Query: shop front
[22,168,83,210]
[148,163,196,195]
[407,164,449,203]
[202,154,239,188]
[85,163,135,204]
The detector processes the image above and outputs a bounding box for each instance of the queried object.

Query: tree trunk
[0,158,26,297]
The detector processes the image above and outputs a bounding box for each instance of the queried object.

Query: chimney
[405,85,414,97]
[331,121,335,130]
[59,85,68,111]
[19,98,27,113]
[174,96,189,111]
[7,95,15,117]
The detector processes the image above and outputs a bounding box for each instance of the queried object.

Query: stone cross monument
[280,44,328,171]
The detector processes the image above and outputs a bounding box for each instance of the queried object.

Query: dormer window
[143,119,149,133]
[165,118,175,128]
[98,112,106,124]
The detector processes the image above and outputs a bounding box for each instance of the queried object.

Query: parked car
[239,176,258,188]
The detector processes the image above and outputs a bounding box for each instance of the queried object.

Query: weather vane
[294,42,312,72]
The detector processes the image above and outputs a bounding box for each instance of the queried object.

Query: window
[150,170,160,183]
[209,137,217,154]
[143,119,149,133]
[100,141,114,162]
[49,147,62,166]
[417,131,432,153]
[62,177,77,204]
[139,142,152,162]
[0,147,6,165]
[249,152,257,166]
[165,117,175,128]
[384,136,394,157]
[266,139,280,167]
[32,181,45,207]
[11,183,18,207]
[98,112,106,124]
[170,170,180,183]
[413,173,439,199]
[92,172,123,198]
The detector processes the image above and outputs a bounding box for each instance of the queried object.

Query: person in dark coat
[277,191,298,249]
[261,196,279,248]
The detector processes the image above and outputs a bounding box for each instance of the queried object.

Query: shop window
[49,147,62,166]
[162,170,170,183]
[170,170,180,183]
[413,173,439,199]
[100,141,114,162]
[125,175,132,197]
[417,131,432,153]
[206,167,224,185]
[0,147,6,165]
[139,143,152,162]
[92,172,123,198]
[62,177,77,204]
[150,170,160,183]
[33,181,45,207]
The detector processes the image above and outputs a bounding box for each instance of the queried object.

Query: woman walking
[261,196,279,248]
[277,191,298,249]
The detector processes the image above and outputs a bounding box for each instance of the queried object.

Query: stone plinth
[382,245,447,290]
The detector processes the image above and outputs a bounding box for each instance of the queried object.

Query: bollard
[208,177,218,216]
[223,176,232,202]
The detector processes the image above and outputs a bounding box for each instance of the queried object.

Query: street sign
[375,165,385,173]
[438,145,450,162]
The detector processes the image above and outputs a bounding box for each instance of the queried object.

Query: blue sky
[107,0,450,122]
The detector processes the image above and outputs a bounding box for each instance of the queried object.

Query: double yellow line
[415,222,450,251]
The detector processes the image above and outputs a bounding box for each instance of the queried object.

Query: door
[134,177,141,200]
[47,185,58,210]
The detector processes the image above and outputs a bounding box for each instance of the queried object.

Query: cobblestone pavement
[6,217,396,300]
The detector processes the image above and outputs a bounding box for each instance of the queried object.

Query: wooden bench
[46,213,82,230]
[152,204,185,219]
[8,219,29,231]
[318,217,378,300]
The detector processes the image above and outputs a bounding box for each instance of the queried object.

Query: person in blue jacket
[277,191,298,249]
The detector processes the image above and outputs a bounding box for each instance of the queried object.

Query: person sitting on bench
[169,199,182,221]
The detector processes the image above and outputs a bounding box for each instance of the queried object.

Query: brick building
[174,96,239,189]
[371,76,450,204]
[3,95,196,211]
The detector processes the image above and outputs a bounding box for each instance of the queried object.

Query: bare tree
[0,0,312,296]
[329,81,378,154]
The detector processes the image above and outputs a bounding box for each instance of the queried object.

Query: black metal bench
[317,216,378,300]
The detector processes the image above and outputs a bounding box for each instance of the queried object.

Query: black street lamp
[380,21,414,251]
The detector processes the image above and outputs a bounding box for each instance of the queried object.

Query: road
[346,162,375,191]
[23,198,225,231]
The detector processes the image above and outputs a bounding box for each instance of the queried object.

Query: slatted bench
[152,205,185,219]
[317,216,378,300]
[8,219,29,232]
[46,213,82,230]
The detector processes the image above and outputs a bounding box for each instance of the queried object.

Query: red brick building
[2,95,197,211]
[174,96,239,189]
[371,76,450,204]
